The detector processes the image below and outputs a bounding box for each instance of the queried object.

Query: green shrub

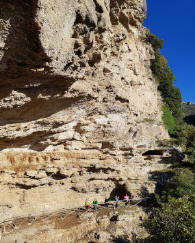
[162,105,175,135]
[148,33,183,125]
[148,33,164,49]
[159,168,195,203]
[142,33,195,243]
[142,197,195,243]
[176,125,195,165]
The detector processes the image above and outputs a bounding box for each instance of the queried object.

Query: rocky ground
[0,202,148,243]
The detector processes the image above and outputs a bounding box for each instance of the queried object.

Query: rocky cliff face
[1,204,148,243]
[0,0,170,232]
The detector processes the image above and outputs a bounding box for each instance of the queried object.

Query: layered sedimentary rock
[0,0,172,230]
[1,204,148,243]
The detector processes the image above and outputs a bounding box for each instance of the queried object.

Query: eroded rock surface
[0,204,148,243]
[0,0,173,239]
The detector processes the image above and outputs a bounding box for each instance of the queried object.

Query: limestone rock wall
[0,0,170,222]
[1,204,148,243]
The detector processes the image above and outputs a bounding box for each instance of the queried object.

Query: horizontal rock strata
[0,0,173,230]
[0,148,180,223]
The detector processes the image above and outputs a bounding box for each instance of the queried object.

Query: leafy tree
[176,124,195,165]
[185,138,195,165]
[142,33,195,243]
[158,168,195,204]
[142,197,195,243]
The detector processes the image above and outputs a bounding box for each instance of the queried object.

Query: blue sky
[144,0,195,102]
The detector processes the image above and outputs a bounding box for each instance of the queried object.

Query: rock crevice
[0,0,172,231]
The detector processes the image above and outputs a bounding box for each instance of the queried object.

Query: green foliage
[142,33,195,243]
[175,124,195,165]
[143,126,195,241]
[162,105,175,135]
[183,102,195,126]
[143,197,195,243]
[172,169,195,201]
[185,143,195,165]
[143,125,195,242]
[142,168,195,243]
[181,124,195,138]
[185,114,195,126]
[148,33,164,49]
[151,50,175,84]
[148,33,183,124]
[158,168,195,203]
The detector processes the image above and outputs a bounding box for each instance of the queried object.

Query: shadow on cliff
[148,170,174,195]
[132,171,175,210]
[0,0,88,129]
[0,0,79,115]
[112,237,130,243]
[109,183,131,200]
[0,86,89,126]
[142,148,184,165]
[184,114,195,126]
[0,0,50,81]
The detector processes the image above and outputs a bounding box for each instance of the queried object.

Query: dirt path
[0,200,147,243]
